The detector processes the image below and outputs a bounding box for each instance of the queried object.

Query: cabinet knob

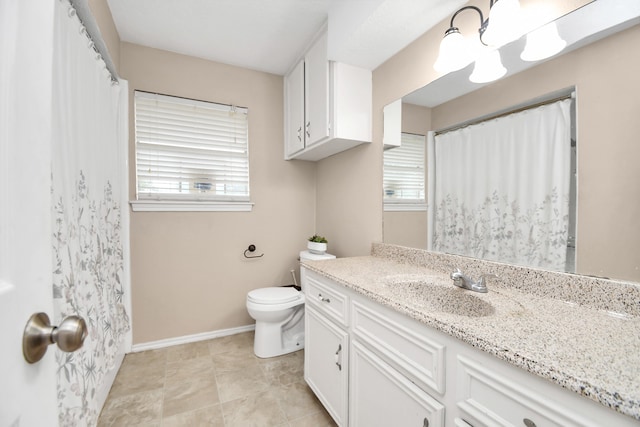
[297,126,302,142]
[423,417,429,427]
[305,121,311,138]
[523,419,537,427]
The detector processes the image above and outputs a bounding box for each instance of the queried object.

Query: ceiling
[105,0,465,75]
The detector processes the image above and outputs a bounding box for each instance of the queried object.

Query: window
[383,132,426,211]
[132,91,251,211]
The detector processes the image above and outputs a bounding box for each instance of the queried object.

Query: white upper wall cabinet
[284,28,372,161]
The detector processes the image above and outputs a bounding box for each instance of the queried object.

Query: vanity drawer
[351,299,446,395]
[304,271,349,327]
[456,355,597,427]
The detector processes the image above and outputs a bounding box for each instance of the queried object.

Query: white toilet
[246,250,335,358]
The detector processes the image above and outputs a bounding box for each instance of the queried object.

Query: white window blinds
[134,91,249,201]
[383,132,426,203]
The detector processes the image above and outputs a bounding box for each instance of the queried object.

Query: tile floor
[98,331,336,426]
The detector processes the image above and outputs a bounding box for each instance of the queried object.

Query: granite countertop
[301,253,640,421]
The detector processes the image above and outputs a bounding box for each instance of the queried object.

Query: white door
[0,1,60,425]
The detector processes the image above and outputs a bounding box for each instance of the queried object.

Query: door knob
[23,312,88,363]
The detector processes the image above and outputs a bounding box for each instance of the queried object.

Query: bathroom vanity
[301,244,640,427]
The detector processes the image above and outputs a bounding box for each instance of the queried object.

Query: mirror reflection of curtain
[428,99,572,271]
[51,1,130,424]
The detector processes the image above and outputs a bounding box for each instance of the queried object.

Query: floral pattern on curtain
[52,174,129,425]
[433,188,570,268]
[429,99,572,272]
[51,1,129,425]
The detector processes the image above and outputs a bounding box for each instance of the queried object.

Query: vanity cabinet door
[350,340,445,427]
[305,304,349,426]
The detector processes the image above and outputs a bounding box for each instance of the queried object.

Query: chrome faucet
[450,268,498,293]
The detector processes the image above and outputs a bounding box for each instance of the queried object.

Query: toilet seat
[247,287,302,305]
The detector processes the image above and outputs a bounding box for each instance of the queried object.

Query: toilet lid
[247,287,301,304]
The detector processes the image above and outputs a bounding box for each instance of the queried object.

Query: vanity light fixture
[434,0,521,76]
[433,0,564,83]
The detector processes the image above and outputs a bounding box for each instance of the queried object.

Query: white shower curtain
[429,99,572,271]
[51,1,130,425]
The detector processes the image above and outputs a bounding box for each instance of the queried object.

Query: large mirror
[382,0,640,283]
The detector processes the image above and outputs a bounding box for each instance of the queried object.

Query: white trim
[384,202,427,212]
[130,200,254,212]
[131,324,256,352]
[427,131,436,251]
[119,80,133,354]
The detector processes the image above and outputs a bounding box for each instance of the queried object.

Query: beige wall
[430,25,640,282]
[402,103,431,135]
[88,0,121,71]
[383,103,431,249]
[315,144,382,257]
[120,43,317,344]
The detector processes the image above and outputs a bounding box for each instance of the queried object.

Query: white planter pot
[307,241,327,255]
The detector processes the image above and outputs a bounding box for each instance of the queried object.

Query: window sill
[384,202,427,212]
[130,200,254,212]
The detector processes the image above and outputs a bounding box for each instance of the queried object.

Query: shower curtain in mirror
[52,1,130,425]
[428,99,572,271]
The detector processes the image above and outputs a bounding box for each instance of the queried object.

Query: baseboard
[131,324,256,352]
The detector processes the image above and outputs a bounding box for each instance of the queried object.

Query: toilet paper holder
[244,244,264,259]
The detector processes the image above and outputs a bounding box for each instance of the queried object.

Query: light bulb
[483,0,523,47]
[434,28,473,73]
[521,21,566,62]
[469,49,507,83]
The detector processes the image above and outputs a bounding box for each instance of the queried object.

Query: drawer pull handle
[423,417,429,427]
[318,293,330,303]
[335,344,342,370]
[523,419,536,427]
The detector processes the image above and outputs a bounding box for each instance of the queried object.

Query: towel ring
[244,244,264,259]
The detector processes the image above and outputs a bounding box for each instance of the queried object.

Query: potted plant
[307,234,328,254]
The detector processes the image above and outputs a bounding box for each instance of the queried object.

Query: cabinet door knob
[423,417,429,427]
[318,293,330,303]
[523,419,537,427]
[305,121,311,138]
[297,126,302,142]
